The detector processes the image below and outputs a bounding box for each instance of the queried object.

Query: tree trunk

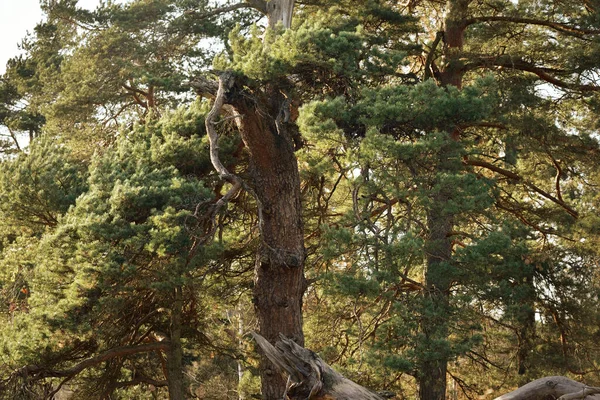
[166,286,185,400]
[266,0,295,28]
[516,273,536,385]
[253,335,600,400]
[417,1,470,399]
[419,160,454,400]
[232,88,306,400]
[193,7,302,394]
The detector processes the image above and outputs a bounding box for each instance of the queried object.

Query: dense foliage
[1,0,600,399]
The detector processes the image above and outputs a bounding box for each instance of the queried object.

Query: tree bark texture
[230,87,306,400]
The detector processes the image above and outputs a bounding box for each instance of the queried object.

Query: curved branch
[549,154,565,203]
[464,158,579,218]
[185,0,267,19]
[466,57,600,93]
[186,72,250,254]
[11,342,169,382]
[205,72,244,197]
[424,31,444,81]
[465,15,600,37]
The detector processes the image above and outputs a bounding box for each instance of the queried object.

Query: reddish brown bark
[232,88,306,400]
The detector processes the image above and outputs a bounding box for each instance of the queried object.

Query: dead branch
[252,332,384,400]
[495,376,600,400]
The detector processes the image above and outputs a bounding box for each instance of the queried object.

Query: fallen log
[494,376,600,400]
[253,333,600,400]
[252,332,385,399]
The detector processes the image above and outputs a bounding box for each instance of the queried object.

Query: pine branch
[9,342,169,383]
[464,158,579,218]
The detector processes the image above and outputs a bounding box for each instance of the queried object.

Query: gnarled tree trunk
[232,87,306,400]
[194,4,301,398]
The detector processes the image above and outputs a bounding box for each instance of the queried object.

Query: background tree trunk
[419,199,453,400]
[417,1,470,398]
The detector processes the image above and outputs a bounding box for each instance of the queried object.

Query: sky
[0,0,105,74]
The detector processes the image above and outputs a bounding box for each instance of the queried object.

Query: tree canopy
[1,0,600,399]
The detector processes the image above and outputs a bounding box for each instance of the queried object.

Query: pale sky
[0,0,107,74]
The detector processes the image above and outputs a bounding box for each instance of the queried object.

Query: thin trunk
[419,182,453,400]
[237,307,246,400]
[166,286,185,400]
[517,274,536,386]
[233,89,305,400]
[7,128,21,152]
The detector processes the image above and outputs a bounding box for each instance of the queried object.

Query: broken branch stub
[251,332,384,400]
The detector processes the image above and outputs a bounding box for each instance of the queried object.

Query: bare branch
[7,127,21,152]
[466,57,600,93]
[205,72,243,188]
[187,77,219,98]
[251,332,385,400]
[549,154,565,203]
[187,72,248,252]
[465,15,600,37]
[185,0,267,19]
[424,31,444,81]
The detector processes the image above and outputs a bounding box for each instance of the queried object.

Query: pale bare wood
[266,0,295,28]
[495,376,600,400]
[252,332,384,400]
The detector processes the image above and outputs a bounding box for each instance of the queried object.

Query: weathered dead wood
[252,334,600,400]
[494,376,600,400]
[252,332,384,400]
